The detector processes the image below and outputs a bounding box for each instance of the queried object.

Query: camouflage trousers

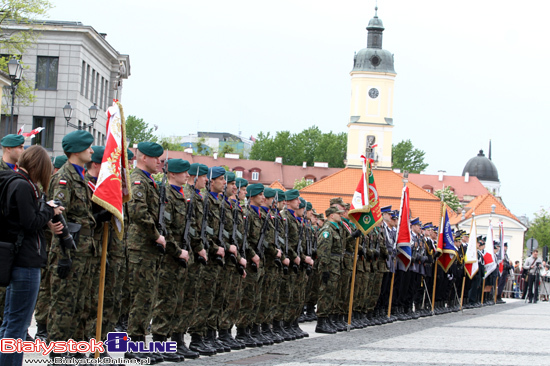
[236,266,263,328]
[34,266,51,325]
[188,259,221,335]
[255,265,282,325]
[47,250,93,342]
[177,258,200,334]
[151,256,187,336]
[127,250,162,337]
[337,266,352,315]
[273,271,292,323]
[367,271,384,311]
[305,268,319,307]
[290,270,308,321]
[219,263,243,331]
[353,268,369,312]
[206,262,235,331]
[316,269,340,318]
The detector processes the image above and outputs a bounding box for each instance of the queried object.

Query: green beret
[127,148,134,160]
[236,178,248,189]
[91,146,105,164]
[285,189,300,201]
[167,159,190,173]
[137,141,164,157]
[208,166,226,179]
[325,207,344,217]
[246,183,264,197]
[274,189,285,201]
[299,197,306,209]
[225,171,236,183]
[188,163,208,176]
[62,130,94,153]
[53,155,68,169]
[306,202,312,211]
[1,134,24,147]
[263,187,276,199]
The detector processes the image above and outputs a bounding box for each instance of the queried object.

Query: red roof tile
[449,193,519,225]
[404,173,489,201]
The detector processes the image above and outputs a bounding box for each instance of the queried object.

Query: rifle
[230,201,245,275]
[312,223,318,260]
[283,204,298,274]
[155,159,168,254]
[373,226,380,261]
[200,170,224,266]
[269,196,283,270]
[243,198,257,272]
[302,215,312,275]
[218,181,236,265]
[183,172,206,266]
[255,206,272,262]
[296,214,305,272]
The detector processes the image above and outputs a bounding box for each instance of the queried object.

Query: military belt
[80,227,93,237]
[344,251,354,256]
[330,253,343,257]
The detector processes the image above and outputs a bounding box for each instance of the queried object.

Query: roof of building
[133,149,341,189]
[462,150,499,182]
[298,167,444,225]
[404,173,489,201]
[449,193,519,225]
[269,181,286,191]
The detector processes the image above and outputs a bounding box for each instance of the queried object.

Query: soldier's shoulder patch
[322,231,330,238]
[136,191,143,198]
[57,192,64,199]
[59,179,67,185]
[134,181,141,185]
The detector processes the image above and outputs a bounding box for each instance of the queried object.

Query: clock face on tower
[368,88,379,99]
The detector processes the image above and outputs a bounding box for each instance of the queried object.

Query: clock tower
[346,7,396,169]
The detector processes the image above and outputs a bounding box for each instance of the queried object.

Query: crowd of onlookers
[501,259,550,301]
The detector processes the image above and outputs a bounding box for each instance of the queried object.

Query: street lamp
[5,56,23,137]
[63,102,99,130]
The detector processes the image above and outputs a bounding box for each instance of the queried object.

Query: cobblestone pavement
[23,299,548,365]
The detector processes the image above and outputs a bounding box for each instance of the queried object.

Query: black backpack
[0,170,26,216]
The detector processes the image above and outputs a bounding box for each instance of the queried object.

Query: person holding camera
[0,145,64,366]
[523,249,543,303]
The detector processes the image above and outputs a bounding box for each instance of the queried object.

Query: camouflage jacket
[0,159,14,171]
[164,185,187,260]
[282,209,299,262]
[341,218,356,271]
[183,185,204,254]
[316,221,343,275]
[204,192,222,257]
[373,227,389,273]
[260,206,281,266]
[127,169,162,255]
[244,204,262,261]
[48,163,96,257]
[228,199,244,264]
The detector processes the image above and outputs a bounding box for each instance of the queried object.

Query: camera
[51,199,79,250]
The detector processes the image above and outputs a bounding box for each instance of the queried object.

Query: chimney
[302,162,307,169]
[464,172,469,183]
[275,157,283,164]
[213,153,218,160]
[438,170,445,182]
[184,147,193,154]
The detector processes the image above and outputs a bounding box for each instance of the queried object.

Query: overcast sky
[47,0,550,220]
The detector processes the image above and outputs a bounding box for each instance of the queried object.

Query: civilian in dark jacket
[0,146,63,366]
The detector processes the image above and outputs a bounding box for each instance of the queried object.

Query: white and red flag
[91,101,131,238]
[483,221,496,278]
[396,186,412,270]
[464,218,479,279]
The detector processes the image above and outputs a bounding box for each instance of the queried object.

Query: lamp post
[63,102,99,130]
[5,56,23,136]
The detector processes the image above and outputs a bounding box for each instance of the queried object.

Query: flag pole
[460,274,466,310]
[481,278,486,305]
[347,236,361,331]
[94,222,109,358]
[432,202,445,313]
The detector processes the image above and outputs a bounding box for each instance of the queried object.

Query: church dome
[462,150,499,182]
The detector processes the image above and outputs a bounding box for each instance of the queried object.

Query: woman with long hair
[0,145,64,366]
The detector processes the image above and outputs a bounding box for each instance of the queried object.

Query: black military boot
[189,333,217,356]
[262,323,283,344]
[298,305,307,322]
[315,317,337,334]
[172,332,200,359]
[276,320,295,341]
[351,312,362,329]
[252,324,273,345]
[305,304,317,321]
[152,334,182,362]
[235,327,259,348]
[283,320,300,339]
[206,329,229,352]
[329,314,345,332]
[124,336,151,362]
[293,319,309,337]
[115,314,128,332]
[35,322,48,342]
[218,328,244,350]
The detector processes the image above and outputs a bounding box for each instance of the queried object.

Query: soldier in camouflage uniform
[235,183,264,347]
[149,159,192,362]
[371,223,389,323]
[218,176,248,350]
[314,207,345,334]
[255,188,285,344]
[188,166,227,355]
[0,135,24,330]
[46,131,96,363]
[303,203,318,322]
[124,142,166,363]
[351,231,368,329]
[178,163,210,357]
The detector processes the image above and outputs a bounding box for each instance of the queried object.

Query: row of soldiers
[0,133,502,365]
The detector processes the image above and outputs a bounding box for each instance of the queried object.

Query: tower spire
[489,139,492,160]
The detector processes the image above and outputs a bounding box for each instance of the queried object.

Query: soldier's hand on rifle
[276,249,282,258]
[352,229,362,239]
[252,254,260,268]
[198,249,208,262]
[229,244,237,256]
[216,246,225,258]
[179,250,189,262]
[156,235,166,249]
[239,257,247,268]
[283,258,290,267]
[242,269,247,279]
[294,257,301,266]
[305,256,313,266]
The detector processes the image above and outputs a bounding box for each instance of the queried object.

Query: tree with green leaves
[392,139,428,173]
[219,143,236,157]
[434,186,461,212]
[126,115,158,147]
[249,126,347,168]
[525,208,550,255]
[158,135,184,151]
[294,177,313,190]
[0,0,53,113]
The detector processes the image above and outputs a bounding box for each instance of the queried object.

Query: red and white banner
[484,221,496,278]
[464,218,479,279]
[91,101,131,238]
[396,186,412,270]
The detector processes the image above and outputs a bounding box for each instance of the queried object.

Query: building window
[306,178,314,184]
[91,69,95,102]
[100,77,104,110]
[104,79,110,108]
[36,57,59,90]
[80,61,86,95]
[235,170,243,178]
[0,115,18,137]
[85,65,90,99]
[95,72,100,104]
[32,116,54,149]
[101,133,105,146]
[251,171,259,181]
